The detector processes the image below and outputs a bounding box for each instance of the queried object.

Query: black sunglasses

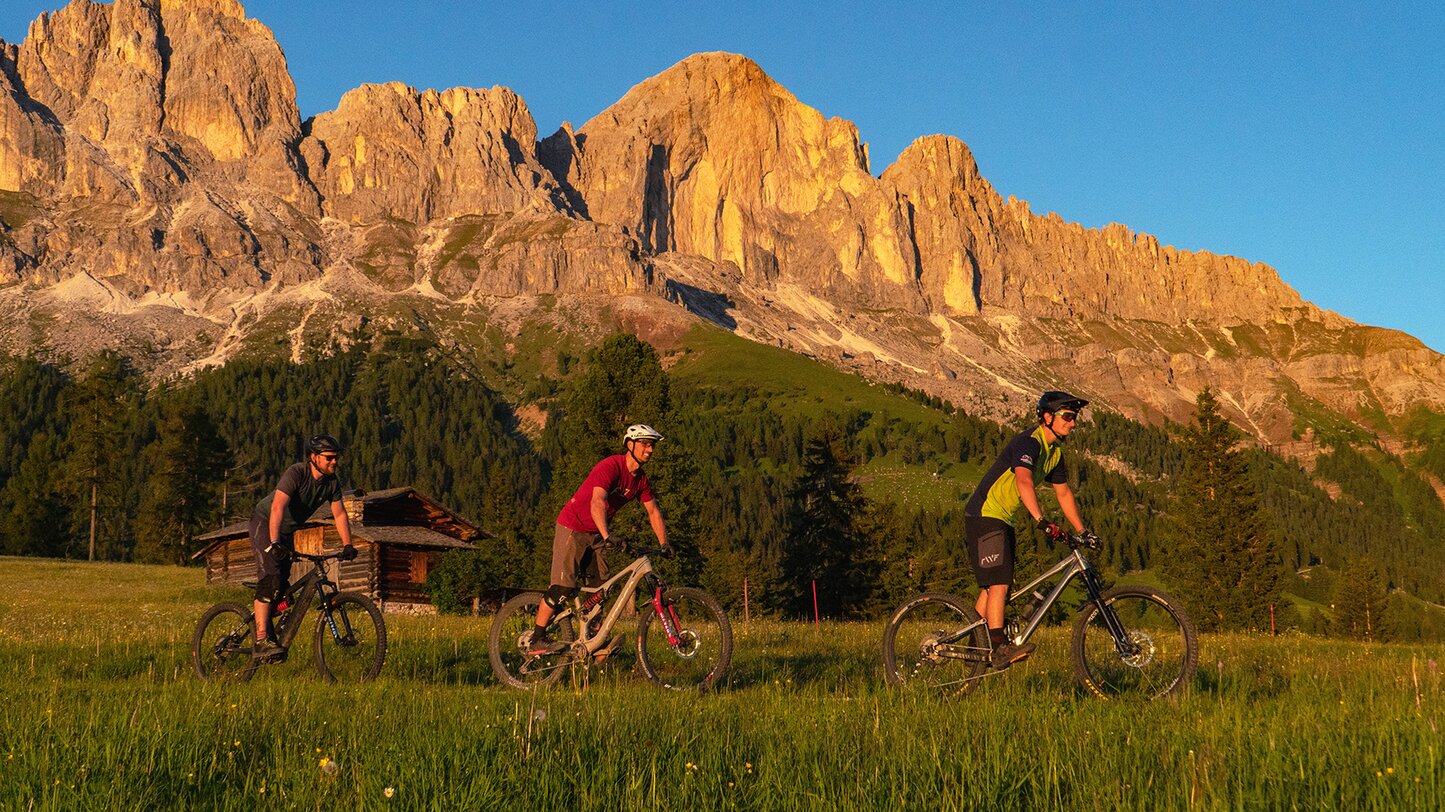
[1057,412,1079,423]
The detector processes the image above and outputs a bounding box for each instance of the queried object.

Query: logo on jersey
[981,553,1001,566]
[1019,454,1033,466]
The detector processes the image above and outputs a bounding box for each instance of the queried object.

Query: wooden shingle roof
[191,486,490,559]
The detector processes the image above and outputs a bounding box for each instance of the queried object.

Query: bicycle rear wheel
[313,593,387,683]
[636,587,732,692]
[192,602,259,683]
[881,593,988,697]
[489,592,576,689]
[1071,585,1197,700]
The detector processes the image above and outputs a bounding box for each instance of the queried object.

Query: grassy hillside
[1,557,1441,810]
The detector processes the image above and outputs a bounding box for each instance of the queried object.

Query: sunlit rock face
[1,3,1442,439]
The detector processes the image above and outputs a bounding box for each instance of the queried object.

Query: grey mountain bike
[490,541,732,692]
[191,550,386,683]
[882,532,1198,700]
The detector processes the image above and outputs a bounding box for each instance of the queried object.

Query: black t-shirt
[251,462,343,541]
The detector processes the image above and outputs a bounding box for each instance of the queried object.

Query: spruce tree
[1330,555,1393,642]
[1160,388,1284,631]
[58,351,138,561]
[775,417,873,619]
[0,432,68,556]
[133,402,233,565]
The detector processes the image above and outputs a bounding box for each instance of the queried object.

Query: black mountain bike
[882,532,1198,700]
[191,550,387,683]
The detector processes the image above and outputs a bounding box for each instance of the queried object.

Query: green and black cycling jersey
[964,426,1067,521]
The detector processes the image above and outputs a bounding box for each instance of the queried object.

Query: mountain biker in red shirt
[528,424,673,655]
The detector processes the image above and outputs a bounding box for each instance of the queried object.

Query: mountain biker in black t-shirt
[963,391,1091,669]
[249,435,357,662]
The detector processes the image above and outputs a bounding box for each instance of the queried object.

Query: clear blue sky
[6,1,1442,352]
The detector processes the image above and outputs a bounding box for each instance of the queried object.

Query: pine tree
[0,432,68,556]
[133,402,233,565]
[57,351,139,561]
[1330,555,1394,642]
[1160,388,1284,631]
[774,417,874,619]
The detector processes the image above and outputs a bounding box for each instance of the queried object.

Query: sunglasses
[1057,412,1079,423]
[319,454,340,461]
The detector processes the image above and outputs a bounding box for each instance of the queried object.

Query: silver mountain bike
[489,541,733,692]
[882,532,1198,700]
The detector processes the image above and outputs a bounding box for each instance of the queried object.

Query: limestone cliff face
[0,0,321,295]
[562,53,923,310]
[1,3,1441,440]
[884,134,1322,325]
[302,82,569,224]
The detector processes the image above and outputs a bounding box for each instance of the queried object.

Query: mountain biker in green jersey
[962,391,1090,668]
[249,435,357,662]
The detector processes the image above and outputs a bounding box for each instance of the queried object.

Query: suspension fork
[646,574,683,646]
[319,584,356,643]
[1079,564,1136,656]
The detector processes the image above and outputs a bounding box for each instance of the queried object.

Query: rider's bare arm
[1015,466,1044,523]
[643,499,668,549]
[1053,482,1085,533]
[330,500,354,547]
[268,490,290,546]
[590,486,610,538]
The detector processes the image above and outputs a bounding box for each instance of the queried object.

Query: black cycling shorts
[249,513,293,603]
[965,515,1015,588]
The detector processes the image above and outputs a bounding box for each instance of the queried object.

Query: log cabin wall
[205,537,257,586]
[378,544,442,606]
[317,526,379,599]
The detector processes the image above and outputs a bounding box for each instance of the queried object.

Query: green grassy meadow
[1,556,1440,811]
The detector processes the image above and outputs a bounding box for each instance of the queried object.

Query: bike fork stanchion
[1080,567,1135,655]
[652,588,682,646]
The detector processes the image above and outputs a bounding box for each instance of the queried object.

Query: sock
[533,624,549,638]
[989,627,1006,647]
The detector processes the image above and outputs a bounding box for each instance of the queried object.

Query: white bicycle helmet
[623,424,664,444]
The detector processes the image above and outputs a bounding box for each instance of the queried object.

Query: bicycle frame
[556,553,669,656]
[270,555,355,649]
[946,544,1136,658]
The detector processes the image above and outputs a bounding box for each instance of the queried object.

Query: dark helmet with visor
[308,434,344,455]
[1036,391,1089,418]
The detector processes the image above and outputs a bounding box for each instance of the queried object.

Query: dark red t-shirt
[557,454,655,534]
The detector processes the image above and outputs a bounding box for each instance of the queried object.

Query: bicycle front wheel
[489,592,576,689]
[313,593,387,683]
[192,602,259,683]
[1071,585,1197,700]
[636,587,732,692]
[881,593,988,697]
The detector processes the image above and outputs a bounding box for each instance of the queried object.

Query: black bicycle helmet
[308,434,344,455]
[1036,391,1089,418]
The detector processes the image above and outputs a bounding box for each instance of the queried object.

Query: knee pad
[255,573,283,604]
[544,585,576,609]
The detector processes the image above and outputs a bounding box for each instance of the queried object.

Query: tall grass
[1,557,1439,810]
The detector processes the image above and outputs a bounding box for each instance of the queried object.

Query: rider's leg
[533,524,596,631]
[249,517,275,642]
[982,584,1009,630]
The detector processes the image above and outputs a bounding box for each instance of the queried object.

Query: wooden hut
[192,487,489,612]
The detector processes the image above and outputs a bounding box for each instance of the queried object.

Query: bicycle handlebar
[1068,532,1103,551]
[621,540,673,560]
[294,550,348,563]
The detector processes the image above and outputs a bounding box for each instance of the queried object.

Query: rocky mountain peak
[573,52,921,308]
[1,2,1442,443]
[302,81,567,224]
